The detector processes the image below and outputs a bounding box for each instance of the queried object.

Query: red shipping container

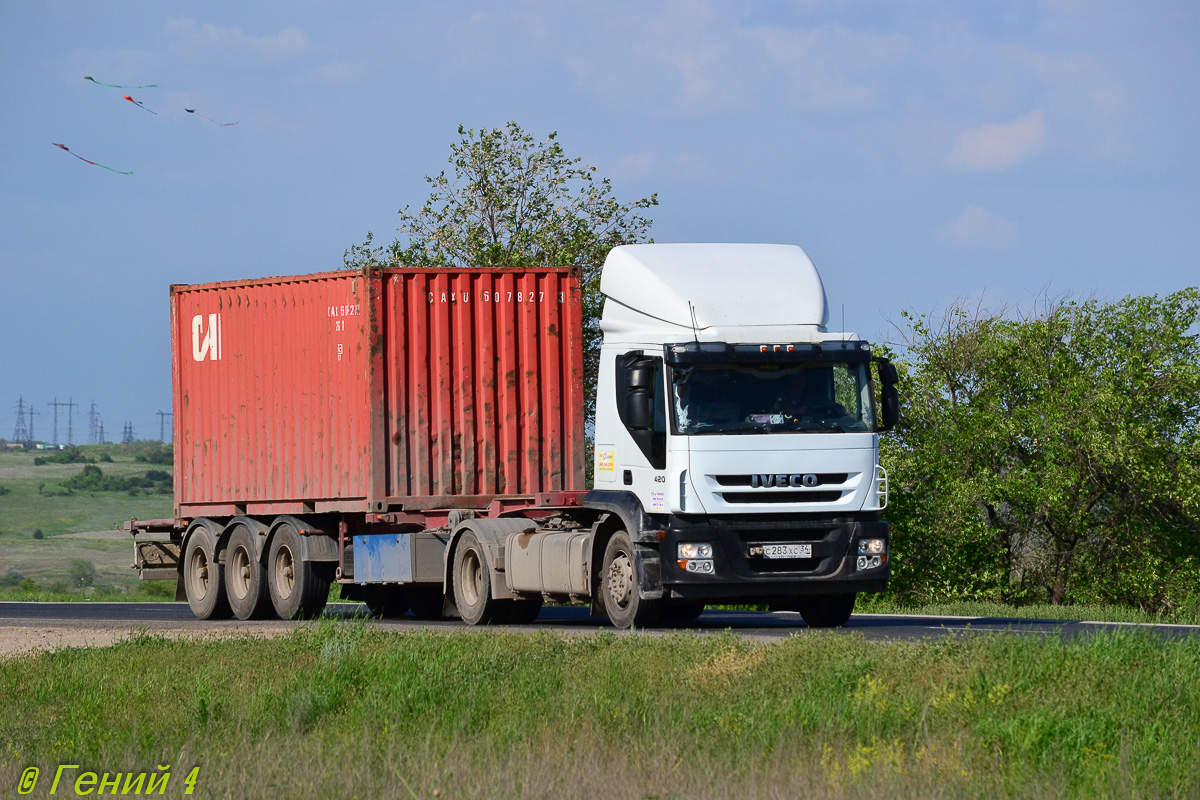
[171,266,586,518]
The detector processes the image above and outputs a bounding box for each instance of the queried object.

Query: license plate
[762,543,812,559]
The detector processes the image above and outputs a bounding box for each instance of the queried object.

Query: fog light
[683,559,714,574]
[678,543,713,559]
[857,538,885,555]
[856,555,883,570]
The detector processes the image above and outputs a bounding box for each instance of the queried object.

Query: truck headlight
[678,543,713,559]
[857,538,885,555]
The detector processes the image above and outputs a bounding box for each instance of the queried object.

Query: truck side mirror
[625,364,651,389]
[625,391,651,430]
[623,364,653,430]
[873,357,900,432]
[880,385,899,431]
[877,359,898,387]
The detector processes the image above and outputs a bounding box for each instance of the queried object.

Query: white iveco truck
[575,243,898,627]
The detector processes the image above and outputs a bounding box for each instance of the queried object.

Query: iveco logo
[751,473,820,488]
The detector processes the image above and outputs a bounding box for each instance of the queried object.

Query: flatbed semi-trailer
[130,244,898,628]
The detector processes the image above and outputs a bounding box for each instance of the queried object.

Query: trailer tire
[183,524,231,620]
[797,592,857,628]
[452,532,501,625]
[225,525,272,620]
[363,587,409,618]
[600,530,661,629]
[268,522,331,620]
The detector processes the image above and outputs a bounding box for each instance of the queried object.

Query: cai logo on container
[192,313,222,362]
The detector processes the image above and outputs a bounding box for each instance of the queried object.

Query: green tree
[883,289,1200,611]
[345,121,658,422]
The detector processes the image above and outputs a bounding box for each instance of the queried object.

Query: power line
[88,400,100,445]
[65,397,77,446]
[48,397,63,446]
[157,410,173,443]
[13,397,29,443]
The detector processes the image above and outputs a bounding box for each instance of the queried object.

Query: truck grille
[718,491,841,504]
[714,474,848,487]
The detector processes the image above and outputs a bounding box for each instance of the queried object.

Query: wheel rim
[189,546,210,601]
[459,547,483,608]
[274,544,296,600]
[606,550,634,611]
[230,544,252,601]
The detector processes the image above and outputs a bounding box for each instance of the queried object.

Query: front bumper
[659,513,889,601]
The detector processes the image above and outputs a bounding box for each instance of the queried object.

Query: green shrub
[68,559,96,588]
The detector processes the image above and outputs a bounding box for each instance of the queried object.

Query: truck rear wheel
[183,524,231,620]
[225,525,272,620]
[797,592,856,628]
[267,522,331,620]
[600,531,661,630]
[453,532,502,625]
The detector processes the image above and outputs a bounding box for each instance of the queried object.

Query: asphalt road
[2,601,1198,642]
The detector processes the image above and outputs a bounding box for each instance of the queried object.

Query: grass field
[0,443,172,597]
[1,624,1197,799]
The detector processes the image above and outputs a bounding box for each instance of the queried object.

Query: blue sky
[1,1,1197,443]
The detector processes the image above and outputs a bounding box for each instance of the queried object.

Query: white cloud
[165,19,312,61]
[757,25,909,112]
[946,110,1047,171]
[944,205,1018,249]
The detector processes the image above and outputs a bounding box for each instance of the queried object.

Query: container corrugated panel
[383,268,586,501]
[172,272,374,514]
[172,266,585,516]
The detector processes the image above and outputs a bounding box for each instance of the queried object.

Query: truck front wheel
[600,531,661,630]
[797,592,856,628]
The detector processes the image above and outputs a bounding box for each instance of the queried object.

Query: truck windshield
[672,362,875,434]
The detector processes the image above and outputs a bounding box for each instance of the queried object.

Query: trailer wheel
[797,592,857,628]
[452,532,500,625]
[363,587,409,618]
[600,531,661,630]
[268,523,331,620]
[183,524,231,620]
[225,525,272,620]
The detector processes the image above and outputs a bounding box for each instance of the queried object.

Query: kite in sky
[85,76,162,89]
[185,108,238,126]
[52,143,132,175]
[123,94,157,114]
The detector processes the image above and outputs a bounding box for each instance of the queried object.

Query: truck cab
[585,243,898,627]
